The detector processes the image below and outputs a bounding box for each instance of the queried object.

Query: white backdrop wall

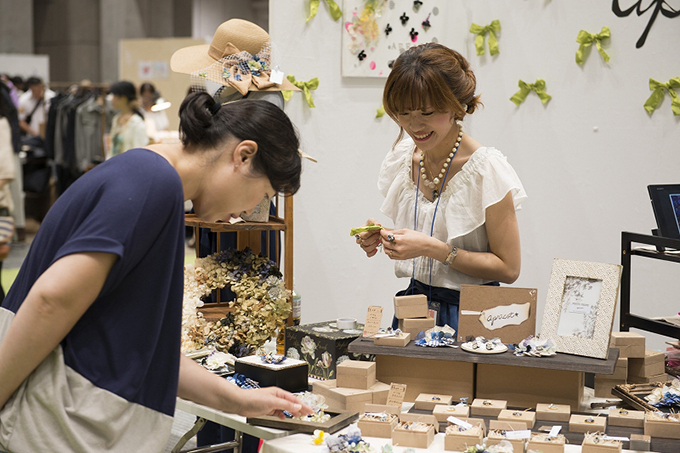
[268,0,680,351]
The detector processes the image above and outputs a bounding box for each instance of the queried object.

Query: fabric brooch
[645,378,680,408]
[324,424,371,453]
[414,325,457,348]
[509,335,557,357]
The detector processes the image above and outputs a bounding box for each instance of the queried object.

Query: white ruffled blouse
[378,136,527,290]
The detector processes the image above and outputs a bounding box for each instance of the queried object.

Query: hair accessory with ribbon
[510,79,552,106]
[644,77,680,116]
[576,26,611,65]
[469,20,501,56]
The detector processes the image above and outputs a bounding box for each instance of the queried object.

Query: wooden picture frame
[540,259,622,359]
[247,410,358,434]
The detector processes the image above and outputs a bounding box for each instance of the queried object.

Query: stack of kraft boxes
[394,294,434,339]
[312,360,391,412]
[594,331,668,397]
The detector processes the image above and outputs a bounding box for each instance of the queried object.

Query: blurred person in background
[107,81,149,158]
[140,82,170,142]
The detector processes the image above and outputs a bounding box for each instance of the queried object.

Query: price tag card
[270,66,285,85]
[505,430,531,440]
[548,425,562,437]
[363,306,383,337]
[386,383,406,407]
[446,416,472,430]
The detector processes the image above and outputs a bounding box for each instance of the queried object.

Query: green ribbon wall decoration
[376,105,385,118]
[307,0,342,23]
[282,75,319,108]
[469,20,501,56]
[510,79,552,106]
[575,26,611,65]
[644,77,680,116]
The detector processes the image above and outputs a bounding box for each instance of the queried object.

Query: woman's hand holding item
[380,228,438,261]
[355,218,383,257]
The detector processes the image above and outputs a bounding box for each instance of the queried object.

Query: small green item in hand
[350,223,384,236]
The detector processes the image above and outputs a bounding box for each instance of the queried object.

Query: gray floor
[165,409,199,452]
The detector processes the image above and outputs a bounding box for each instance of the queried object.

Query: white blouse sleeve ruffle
[444,147,527,241]
[378,136,416,222]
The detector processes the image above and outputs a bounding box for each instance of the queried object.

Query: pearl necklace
[419,123,463,199]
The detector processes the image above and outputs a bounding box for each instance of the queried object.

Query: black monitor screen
[648,184,680,240]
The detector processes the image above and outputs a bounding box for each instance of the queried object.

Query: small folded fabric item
[0,216,15,243]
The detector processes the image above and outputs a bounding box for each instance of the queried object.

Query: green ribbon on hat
[307,0,343,22]
[469,20,501,56]
[644,77,680,116]
[376,105,385,118]
[282,74,319,108]
[575,26,611,65]
[510,79,552,106]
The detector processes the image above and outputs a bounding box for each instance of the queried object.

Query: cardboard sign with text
[457,285,537,344]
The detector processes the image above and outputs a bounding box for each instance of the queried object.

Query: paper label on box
[363,306,383,337]
[505,430,531,439]
[270,66,284,84]
[447,416,472,430]
[479,303,531,330]
[386,383,406,407]
[549,425,562,437]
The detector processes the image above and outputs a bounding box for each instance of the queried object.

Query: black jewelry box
[234,355,309,393]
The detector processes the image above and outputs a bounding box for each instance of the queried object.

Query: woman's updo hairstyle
[383,43,481,133]
[179,92,301,195]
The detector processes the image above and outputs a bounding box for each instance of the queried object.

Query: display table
[349,338,620,409]
[172,398,291,453]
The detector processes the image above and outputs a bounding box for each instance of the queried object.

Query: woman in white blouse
[356,43,527,330]
[107,81,149,158]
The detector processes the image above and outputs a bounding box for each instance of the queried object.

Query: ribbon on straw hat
[171,19,299,94]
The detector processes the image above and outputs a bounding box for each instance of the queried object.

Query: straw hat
[171,19,299,94]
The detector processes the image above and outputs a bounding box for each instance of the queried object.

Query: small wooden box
[462,418,487,436]
[336,360,376,390]
[611,331,646,358]
[581,436,622,453]
[433,404,469,422]
[607,408,644,428]
[629,350,665,377]
[357,405,400,438]
[444,425,484,452]
[414,393,453,411]
[312,380,373,412]
[394,294,428,319]
[369,381,391,404]
[536,403,571,422]
[497,409,536,429]
[487,430,527,453]
[373,332,411,347]
[628,372,669,384]
[488,419,527,431]
[470,398,507,416]
[398,317,435,339]
[644,413,680,439]
[527,433,566,453]
[629,433,651,451]
[392,423,435,448]
[399,413,439,432]
[596,358,628,381]
[569,414,607,433]
[593,376,626,398]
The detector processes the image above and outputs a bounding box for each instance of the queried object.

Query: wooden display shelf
[348,337,619,374]
[185,214,286,231]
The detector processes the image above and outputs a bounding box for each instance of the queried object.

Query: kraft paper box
[644,412,680,439]
[470,398,507,417]
[595,358,627,381]
[593,376,626,398]
[462,418,487,436]
[487,430,527,453]
[433,404,469,422]
[373,331,411,347]
[610,331,646,358]
[399,413,439,432]
[357,406,399,438]
[628,372,668,384]
[629,350,665,377]
[444,425,484,452]
[337,360,376,390]
[608,408,644,428]
[629,433,651,451]
[414,393,453,411]
[370,381,391,404]
[569,414,607,433]
[234,355,308,393]
[285,321,371,380]
[457,285,537,344]
[398,317,435,339]
[581,437,622,453]
[392,423,435,449]
[394,294,428,319]
[312,380,372,412]
[527,434,566,453]
[489,419,527,431]
[536,403,571,422]
[497,409,536,429]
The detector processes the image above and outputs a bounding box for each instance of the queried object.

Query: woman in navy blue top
[0,93,311,452]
